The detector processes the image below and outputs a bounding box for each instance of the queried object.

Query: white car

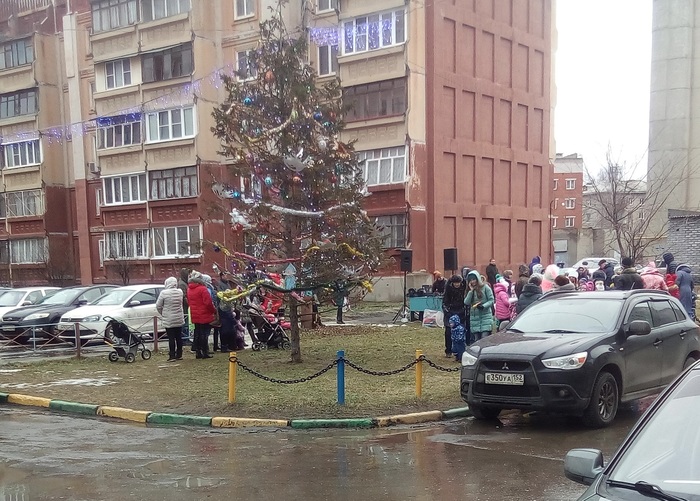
[57,285,164,344]
[0,287,60,320]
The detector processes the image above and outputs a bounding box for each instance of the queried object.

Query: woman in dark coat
[516,276,543,314]
[675,264,695,319]
[442,275,467,357]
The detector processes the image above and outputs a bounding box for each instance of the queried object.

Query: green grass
[0,324,464,419]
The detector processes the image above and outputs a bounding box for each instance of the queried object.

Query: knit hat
[202,274,213,285]
[554,275,570,287]
[621,257,634,268]
[188,270,203,283]
[518,264,529,276]
[663,252,674,265]
[449,315,460,326]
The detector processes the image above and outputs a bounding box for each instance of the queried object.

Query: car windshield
[509,298,623,333]
[39,289,85,305]
[607,371,700,498]
[0,291,27,306]
[93,289,134,306]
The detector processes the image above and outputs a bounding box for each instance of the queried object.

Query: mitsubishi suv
[460,290,700,427]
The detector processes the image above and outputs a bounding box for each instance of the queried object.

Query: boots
[199,330,213,359]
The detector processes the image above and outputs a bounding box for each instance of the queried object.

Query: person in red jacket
[665,262,680,299]
[187,271,216,359]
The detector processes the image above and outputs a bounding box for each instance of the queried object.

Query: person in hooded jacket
[529,256,541,276]
[516,275,543,314]
[493,278,512,328]
[187,271,216,359]
[676,263,695,319]
[641,262,668,291]
[599,260,616,289]
[613,257,644,290]
[464,270,495,343]
[156,277,185,361]
[514,264,530,298]
[178,268,192,347]
[449,314,467,362]
[442,274,467,357]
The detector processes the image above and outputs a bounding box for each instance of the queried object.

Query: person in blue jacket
[675,263,695,319]
[449,315,466,362]
[464,270,495,343]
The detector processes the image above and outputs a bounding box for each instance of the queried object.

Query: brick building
[0,0,555,295]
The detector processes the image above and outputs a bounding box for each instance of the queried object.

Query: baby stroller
[245,303,291,350]
[104,316,152,363]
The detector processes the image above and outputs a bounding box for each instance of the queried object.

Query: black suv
[460,290,700,427]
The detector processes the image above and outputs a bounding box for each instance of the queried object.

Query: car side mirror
[627,320,651,338]
[564,448,604,486]
[21,301,32,306]
[128,300,141,307]
[77,299,88,306]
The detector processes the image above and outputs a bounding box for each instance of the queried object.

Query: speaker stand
[393,271,409,323]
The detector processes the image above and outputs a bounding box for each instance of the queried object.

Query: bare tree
[584,149,698,263]
[44,245,75,286]
[106,246,132,285]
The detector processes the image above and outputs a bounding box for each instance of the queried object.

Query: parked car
[0,285,118,342]
[0,287,60,321]
[460,290,700,427]
[565,360,700,500]
[57,285,164,344]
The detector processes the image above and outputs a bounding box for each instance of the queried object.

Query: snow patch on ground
[0,369,24,373]
[0,376,120,389]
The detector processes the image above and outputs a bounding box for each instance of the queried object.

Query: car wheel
[583,371,618,428]
[684,356,698,370]
[469,404,501,420]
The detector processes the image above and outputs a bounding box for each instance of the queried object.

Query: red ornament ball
[329,111,336,120]
[293,175,302,183]
[330,175,338,183]
[264,70,275,83]
[233,223,243,232]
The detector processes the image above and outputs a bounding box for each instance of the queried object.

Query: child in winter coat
[449,314,466,362]
[493,279,512,328]
[464,270,495,343]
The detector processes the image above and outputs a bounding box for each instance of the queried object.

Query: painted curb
[49,400,99,415]
[8,393,51,408]
[97,406,150,423]
[441,407,472,419]
[376,410,444,427]
[290,418,374,429]
[211,417,290,428]
[0,392,472,430]
[147,413,212,427]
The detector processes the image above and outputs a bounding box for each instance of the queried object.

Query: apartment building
[1,0,554,293]
[551,153,583,265]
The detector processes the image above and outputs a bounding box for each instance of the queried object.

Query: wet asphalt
[0,404,645,501]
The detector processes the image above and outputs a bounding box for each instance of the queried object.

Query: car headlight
[542,352,588,370]
[461,351,479,367]
[81,315,101,322]
[24,312,50,321]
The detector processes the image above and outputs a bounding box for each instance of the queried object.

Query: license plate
[485,372,524,385]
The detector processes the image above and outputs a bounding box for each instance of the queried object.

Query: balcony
[0,64,35,94]
[339,46,406,87]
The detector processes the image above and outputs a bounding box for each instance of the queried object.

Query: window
[142,0,191,21]
[2,139,41,168]
[551,216,558,228]
[146,107,195,142]
[97,114,142,149]
[343,9,406,55]
[375,214,406,248]
[235,0,255,19]
[6,190,43,217]
[0,39,33,70]
[98,239,105,267]
[639,209,646,221]
[105,59,131,89]
[358,146,406,186]
[650,300,678,327]
[236,50,258,80]
[565,178,576,190]
[564,198,575,209]
[91,0,138,33]
[10,238,45,264]
[344,78,406,121]
[0,241,7,264]
[149,166,198,200]
[0,89,37,119]
[565,216,575,227]
[153,225,201,257]
[96,188,102,216]
[318,44,338,76]
[626,302,653,325]
[318,0,337,12]
[142,43,193,83]
[130,289,159,305]
[106,230,149,258]
[103,173,147,205]
[553,179,558,191]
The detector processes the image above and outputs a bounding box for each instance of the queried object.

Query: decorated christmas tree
[212,2,386,362]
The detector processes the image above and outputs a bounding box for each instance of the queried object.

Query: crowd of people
[156,267,285,362]
[434,252,696,362]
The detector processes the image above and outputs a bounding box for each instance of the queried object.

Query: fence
[0,316,170,360]
[227,350,460,404]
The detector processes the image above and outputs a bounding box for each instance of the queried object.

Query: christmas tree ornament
[293,175,302,183]
[291,109,299,120]
[317,137,328,151]
[264,176,273,186]
[329,111,337,120]
[232,190,241,199]
[313,111,323,121]
[323,121,332,128]
[213,245,221,252]
[243,96,253,105]
[330,175,338,183]
[264,70,275,83]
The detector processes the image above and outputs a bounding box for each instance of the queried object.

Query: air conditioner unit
[87,162,100,174]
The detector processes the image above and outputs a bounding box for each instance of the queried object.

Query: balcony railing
[0,0,59,21]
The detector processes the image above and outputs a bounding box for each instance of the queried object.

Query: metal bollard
[415,349,423,398]
[228,352,237,403]
[337,350,345,405]
[152,317,159,353]
[74,322,81,359]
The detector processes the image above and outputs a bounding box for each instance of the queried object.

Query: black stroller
[246,304,291,350]
[104,317,152,363]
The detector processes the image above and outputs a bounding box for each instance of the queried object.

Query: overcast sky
[554,0,653,176]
